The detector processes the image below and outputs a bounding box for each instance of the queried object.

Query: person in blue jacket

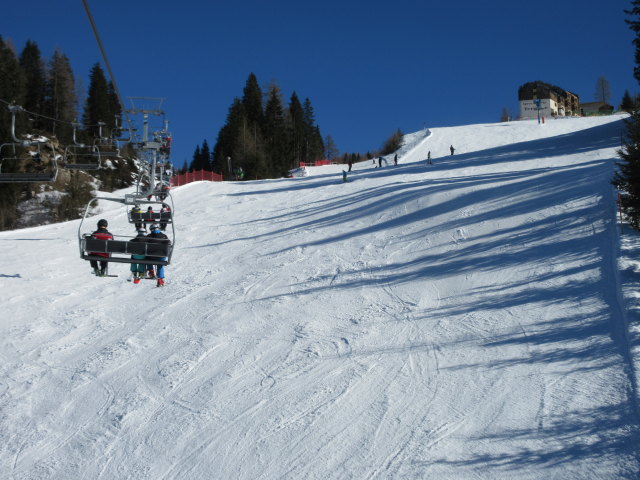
[129,229,147,284]
[147,224,169,286]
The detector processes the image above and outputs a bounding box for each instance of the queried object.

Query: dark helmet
[149,223,159,231]
[97,219,108,228]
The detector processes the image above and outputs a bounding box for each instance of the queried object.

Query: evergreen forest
[0,36,136,231]
[190,73,326,180]
[0,36,398,232]
[615,1,640,229]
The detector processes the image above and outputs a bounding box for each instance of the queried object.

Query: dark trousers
[90,259,108,272]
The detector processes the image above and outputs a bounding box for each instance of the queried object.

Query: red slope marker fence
[170,169,224,187]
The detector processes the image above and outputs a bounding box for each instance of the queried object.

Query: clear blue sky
[1,0,637,167]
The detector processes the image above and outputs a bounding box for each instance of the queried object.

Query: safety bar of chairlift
[64,163,101,171]
[81,254,170,266]
[129,212,173,223]
[0,170,58,183]
[81,236,172,266]
[95,148,121,159]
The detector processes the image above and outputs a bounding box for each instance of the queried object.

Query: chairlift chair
[64,144,102,170]
[0,104,58,183]
[0,142,58,183]
[63,123,102,170]
[78,196,175,267]
[95,140,121,161]
[127,194,174,227]
[94,121,121,160]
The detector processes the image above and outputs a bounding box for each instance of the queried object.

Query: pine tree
[0,36,26,231]
[191,142,213,172]
[594,76,612,104]
[0,35,26,141]
[238,73,267,178]
[213,98,245,178]
[628,0,640,83]
[44,49,77,143]
[621,89,635,112]
[242,73,263,127]
[83,63,111,139]
[325,134,339,161]
[107,81,121,136]
[614,110,640,228]
[200,139,211,171]
[56,171,93,222]
[615,2,640,228]
[299,98,325,162]
[312,125,325,161]
[190,145,202,171]
[381,129,404,155]
[19,40,46,130]
[211,76,326,178]
[264,82,290,176]
[287,92,304,167]
[302,98,315,162]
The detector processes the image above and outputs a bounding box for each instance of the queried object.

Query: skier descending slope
[146,223,169,287]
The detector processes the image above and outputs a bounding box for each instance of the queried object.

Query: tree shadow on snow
[189,121,623,250]
[420,402,639,477]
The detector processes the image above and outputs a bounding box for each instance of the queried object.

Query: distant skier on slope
[450,145,455,155]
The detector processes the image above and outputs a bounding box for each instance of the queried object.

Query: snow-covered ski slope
[1,115,639,479]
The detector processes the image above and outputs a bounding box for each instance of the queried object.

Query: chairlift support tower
[126,97,170,198]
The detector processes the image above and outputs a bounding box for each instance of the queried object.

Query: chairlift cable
[81,0,138,145]
[0,97,119,130]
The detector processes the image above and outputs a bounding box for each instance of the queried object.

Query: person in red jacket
[89,219,113,276]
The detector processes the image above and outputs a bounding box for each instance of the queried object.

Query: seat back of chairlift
[128,210,173,225]
[81,235,172,266]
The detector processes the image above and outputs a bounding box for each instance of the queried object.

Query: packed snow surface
[1,116,639,479]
